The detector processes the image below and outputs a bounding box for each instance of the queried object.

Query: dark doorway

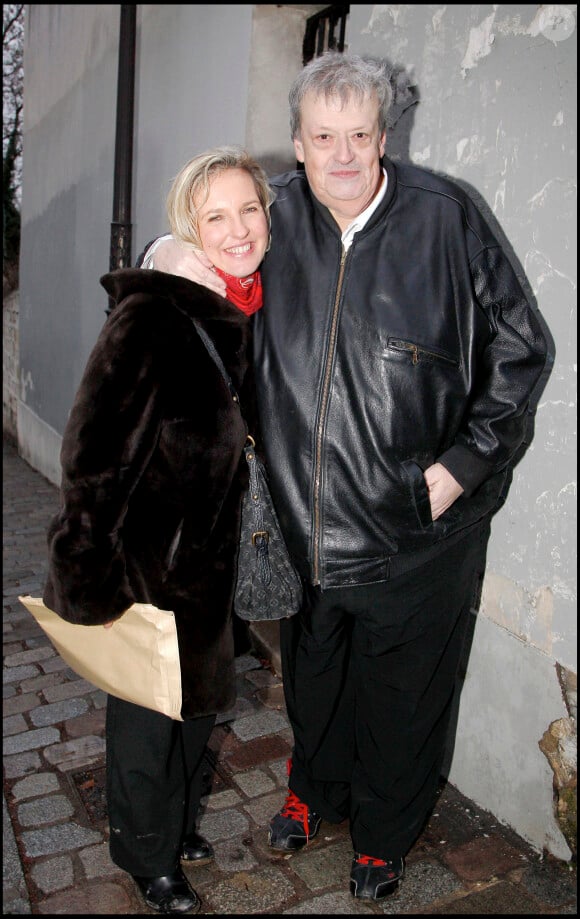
[302,4,350,65]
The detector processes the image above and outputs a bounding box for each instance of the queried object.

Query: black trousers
[106,696,215,876]
[280,522,490,861]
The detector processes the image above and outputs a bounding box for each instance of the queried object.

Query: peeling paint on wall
[525,250,576,297]
[411,144,431,164]
[528,178,576,213]
[527,5,576,44]
[486,5,577,42]
[362,4,403,35]
[20,369,35,402]
[460,10,496,77]
[456,134,485,165]
[481,574,557,656]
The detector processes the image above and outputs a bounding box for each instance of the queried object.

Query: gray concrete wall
[16,4,576,859]
[18,4,254,475]
[19,4,121,477]
[132,5,254,259]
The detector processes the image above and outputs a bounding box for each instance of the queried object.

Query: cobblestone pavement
[3,436,577,914]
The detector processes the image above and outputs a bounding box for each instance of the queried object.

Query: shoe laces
[355,853,398,874]
[279,789,311,835]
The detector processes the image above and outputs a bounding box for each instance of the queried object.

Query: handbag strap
[191,319,241,405]
[243,437,272,584]
[190,320,267,565]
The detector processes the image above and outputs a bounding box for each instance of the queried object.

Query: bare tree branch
[2,4,24,43]
[3,4,25,286]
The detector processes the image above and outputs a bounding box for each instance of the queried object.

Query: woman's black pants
[280,522,490,861]
[105,696,215,876]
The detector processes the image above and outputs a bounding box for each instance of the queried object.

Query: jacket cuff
[437,445,495,497]
[137,234,173,270]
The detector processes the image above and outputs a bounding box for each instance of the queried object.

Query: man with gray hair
[142,52,547,901]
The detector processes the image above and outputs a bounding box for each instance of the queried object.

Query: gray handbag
[235,436,303,621]
[192,321,303,622]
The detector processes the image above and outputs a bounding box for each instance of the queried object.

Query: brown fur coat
[43,268,254,718]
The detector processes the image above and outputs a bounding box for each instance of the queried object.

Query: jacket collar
[309,155,398,238]
[100,268,250,326]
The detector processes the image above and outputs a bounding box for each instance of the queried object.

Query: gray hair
[289,52,393,140]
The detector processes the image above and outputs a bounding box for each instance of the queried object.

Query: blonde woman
[44,147,273,914]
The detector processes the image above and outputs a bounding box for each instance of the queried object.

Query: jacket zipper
[312,250,347,585]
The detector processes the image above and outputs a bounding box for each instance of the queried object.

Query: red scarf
[214,267,263,316]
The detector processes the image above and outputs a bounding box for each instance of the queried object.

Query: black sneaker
[350,853,404,899]
[268,782,321,851]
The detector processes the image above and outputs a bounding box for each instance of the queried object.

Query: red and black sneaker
[268,759,322,850]
[350,853,404,899]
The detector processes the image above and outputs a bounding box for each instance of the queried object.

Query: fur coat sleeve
[43,298,168,624]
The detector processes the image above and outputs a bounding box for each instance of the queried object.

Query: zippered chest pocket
[384,337,460,369]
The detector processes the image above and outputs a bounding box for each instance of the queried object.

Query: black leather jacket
[253,157,547,588]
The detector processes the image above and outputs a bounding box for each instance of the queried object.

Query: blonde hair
[166,146,274,249]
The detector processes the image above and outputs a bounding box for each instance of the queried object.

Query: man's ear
[293,136,305,163]
[379,130,386,158]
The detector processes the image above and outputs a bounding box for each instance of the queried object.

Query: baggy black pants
[280,522,490,861]
[106,696,215,876]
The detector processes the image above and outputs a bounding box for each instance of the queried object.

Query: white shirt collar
[341,168,388,252]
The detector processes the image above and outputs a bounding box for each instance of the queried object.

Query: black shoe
[268,787,322,850]
[350,853,404,900]
[181,830,214,864]
[132,867,200,913]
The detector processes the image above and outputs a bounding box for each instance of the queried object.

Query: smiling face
[195,168,269,277]
[293,89,386,232]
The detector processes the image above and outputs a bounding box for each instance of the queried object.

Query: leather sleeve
[439,245,547,494]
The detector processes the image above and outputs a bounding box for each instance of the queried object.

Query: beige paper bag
[19,596,183,721]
